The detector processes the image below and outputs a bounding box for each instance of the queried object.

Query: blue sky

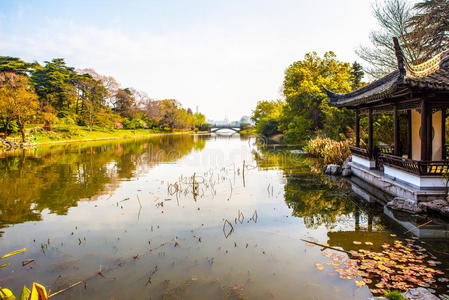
[1,0,389,120]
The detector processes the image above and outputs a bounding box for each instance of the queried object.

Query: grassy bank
[4,125,203,146]
[239,129,257,135]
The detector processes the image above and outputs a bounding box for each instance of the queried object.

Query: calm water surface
[1,134,448,299]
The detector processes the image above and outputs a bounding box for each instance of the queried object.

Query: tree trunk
[20,126,26,143]
[2,120,8,138]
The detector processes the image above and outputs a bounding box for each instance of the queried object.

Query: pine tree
[408,0,449,57]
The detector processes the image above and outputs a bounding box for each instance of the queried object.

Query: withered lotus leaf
[316,236,448,295]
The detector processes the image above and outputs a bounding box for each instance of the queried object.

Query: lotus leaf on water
[317,238,448,295]
[314,262,325,271]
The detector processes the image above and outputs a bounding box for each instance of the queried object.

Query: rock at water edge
[387,197,423,214]
[341,168,352,177]
[403,288,439,300]
[325,164,341,176]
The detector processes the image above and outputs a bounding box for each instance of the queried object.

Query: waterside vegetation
[304,137,351,165]
[0,57,208,145]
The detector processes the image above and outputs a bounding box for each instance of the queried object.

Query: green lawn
[6,125,199,145]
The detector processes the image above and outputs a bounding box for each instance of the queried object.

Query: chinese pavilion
[326,38,449,201]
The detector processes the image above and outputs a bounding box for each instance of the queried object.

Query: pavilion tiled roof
[326,39,449,108]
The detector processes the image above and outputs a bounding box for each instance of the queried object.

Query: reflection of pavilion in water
[326,203,394,252]
[347,175,449,239]
[382,207,449,239]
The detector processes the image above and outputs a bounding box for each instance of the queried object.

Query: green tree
[174,108,195,129]
[31,58,78,112]
[0,73,39,142]
[280,113,313,143]
[77,68,119,107]
[193,112,206,127]
[74,74,107,113]
[251,100,285,136]
[281,52,354,142]
[158,100,179,128]
[74,74,109,129]
[251,100,284,125]
[408,0,449,55]
[114,88,137,118]
[350,62,364,90]
[0,57,38,75]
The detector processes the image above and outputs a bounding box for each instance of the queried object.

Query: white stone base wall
[350,163,445,202]
[352,155,376,169]
[383,165,447,189]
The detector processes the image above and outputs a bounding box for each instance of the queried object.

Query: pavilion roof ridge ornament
[405,50,448,79]
[393,37,406,81]
[393,36,449,79]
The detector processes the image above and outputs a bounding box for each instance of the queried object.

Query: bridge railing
[210,124,241,128]
[210,125,241,132]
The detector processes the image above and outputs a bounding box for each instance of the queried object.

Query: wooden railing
[379,153,449,176]
[378,145,394,155]
[349,146,371,159]
[445,144,449,160]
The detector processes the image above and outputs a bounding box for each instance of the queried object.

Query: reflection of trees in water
[253,149,355,229]
[284,177,355,229]
[0,135,204,232]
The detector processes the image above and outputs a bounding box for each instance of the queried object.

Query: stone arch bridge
[210,124,241,133]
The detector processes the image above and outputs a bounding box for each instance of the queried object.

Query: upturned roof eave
[325,70,402,108]
[325,38,449,109]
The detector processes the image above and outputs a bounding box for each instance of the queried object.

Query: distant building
[208,116,253,126]
[239,116,253,125]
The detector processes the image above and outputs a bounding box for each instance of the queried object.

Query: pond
[0,134,448,299]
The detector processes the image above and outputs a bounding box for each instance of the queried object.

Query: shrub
[197,124,210,131]
[322,139,351,165]
[0,120,19,135]
[57,116,76,126]
[304,137,331,157]
[124,119,147,129]
[94,111,118,129]
[305,136,351,165]
[384,290,407,300]
[56,110,70,118]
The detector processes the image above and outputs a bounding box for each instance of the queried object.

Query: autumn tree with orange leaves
[0,72,39,142]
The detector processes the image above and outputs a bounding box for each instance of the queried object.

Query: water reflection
[253,147,449,296]
[253,149,357,229]
[0,136,448,299]
[0,135,206,233]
